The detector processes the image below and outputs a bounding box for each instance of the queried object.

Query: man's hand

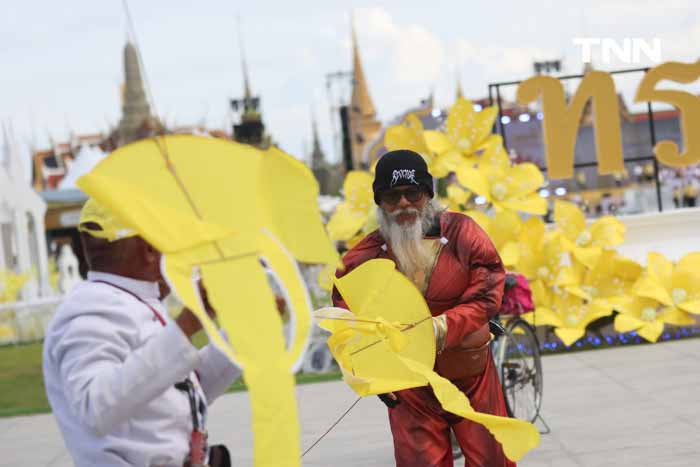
[198,281,216,319]
[275,295,287,316]
[176,281,216,340]
[378,392,400,408]
[176,308,202,339]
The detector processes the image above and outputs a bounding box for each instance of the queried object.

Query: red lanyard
[91,280,167,326]
[93,279,209,463]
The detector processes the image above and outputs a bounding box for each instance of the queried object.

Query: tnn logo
[573,38,662,64]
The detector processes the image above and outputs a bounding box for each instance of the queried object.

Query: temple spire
[230,16,267,148]
[116,41,155,145]
[309,112,334,194]
[237,15,252,100]
[347,18,382,170]
[456,71,464,101]
[311,113,324,170]
[350,21,376,117]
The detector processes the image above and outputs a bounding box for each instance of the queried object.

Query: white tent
[57,144,107,190]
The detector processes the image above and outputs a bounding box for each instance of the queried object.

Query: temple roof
[350,24,376,117]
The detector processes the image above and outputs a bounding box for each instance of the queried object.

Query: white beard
[377,199,441,280]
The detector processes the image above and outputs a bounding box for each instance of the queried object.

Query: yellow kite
[315,259,540,462]
[77,135,338,467]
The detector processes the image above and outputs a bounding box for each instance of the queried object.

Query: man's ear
[143,241,161,265]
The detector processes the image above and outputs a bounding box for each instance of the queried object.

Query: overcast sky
[1,0,699,170]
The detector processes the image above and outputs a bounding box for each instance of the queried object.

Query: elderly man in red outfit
[332,149,513,467]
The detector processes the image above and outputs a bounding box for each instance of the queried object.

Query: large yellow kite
[77,135,338,467]
[315,259,540,462]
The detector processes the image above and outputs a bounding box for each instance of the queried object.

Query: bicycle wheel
[495,318,543,423]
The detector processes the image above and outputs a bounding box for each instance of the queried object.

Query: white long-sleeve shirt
[43,271,241,466]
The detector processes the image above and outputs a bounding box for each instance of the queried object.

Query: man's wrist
[432,315,448,353]
[176,308,201,339]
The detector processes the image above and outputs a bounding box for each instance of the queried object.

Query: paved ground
[2,338,699,466]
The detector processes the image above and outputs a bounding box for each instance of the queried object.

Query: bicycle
[450,316,544,460]
[450,273,545,460]
[491,315,543,423]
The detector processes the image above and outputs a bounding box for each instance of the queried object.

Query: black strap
[175,379,200,431]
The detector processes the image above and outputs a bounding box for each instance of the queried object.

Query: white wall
[616,207,700,264]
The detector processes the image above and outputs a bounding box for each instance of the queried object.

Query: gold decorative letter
[635,60,700,168]
[517,72,624,179]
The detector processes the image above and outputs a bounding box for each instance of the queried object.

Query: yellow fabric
[326,171,373,242]
[320,259,539,462]
[78,198,137,242]
[77,135,338,467]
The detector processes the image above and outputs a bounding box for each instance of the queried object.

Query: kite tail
[202,259,302,467]
[398,356,540,462]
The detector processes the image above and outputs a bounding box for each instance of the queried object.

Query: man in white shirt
[43,199,241,466]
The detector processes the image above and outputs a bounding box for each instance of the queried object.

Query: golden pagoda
[348,24,381,169]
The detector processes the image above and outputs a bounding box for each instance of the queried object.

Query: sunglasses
[379,186,426,205]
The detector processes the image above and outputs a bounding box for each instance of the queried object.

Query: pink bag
[500,273,534,316]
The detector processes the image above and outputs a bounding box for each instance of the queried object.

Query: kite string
[122,0,225,260]
[301,396,362,458]
[315,316,413,327]
[302,315,435,457]
[349,315,433,356]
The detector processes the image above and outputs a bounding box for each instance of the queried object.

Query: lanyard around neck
[91,279,167,326]
[92,279,206,439]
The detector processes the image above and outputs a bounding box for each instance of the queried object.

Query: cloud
[354,7,445,84]
[3,0,698,164]
[452,40,559,77]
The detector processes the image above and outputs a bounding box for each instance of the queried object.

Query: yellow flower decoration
[442,184,470,212]
[633,252,700,316]
[564,252,643,307]
[385,114,464,178]
[326,171,374,242]
[553,200,625,269]
[0,270,32,303]
[514,218,565,290]
[456,158,547,215]
[613,296,694,343]
[463,210,522,268]
[444,98,499,157]
[522,290,611,347]
[478,135,510,166]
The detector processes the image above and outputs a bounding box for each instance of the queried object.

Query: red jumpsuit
[332,211,513,467]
